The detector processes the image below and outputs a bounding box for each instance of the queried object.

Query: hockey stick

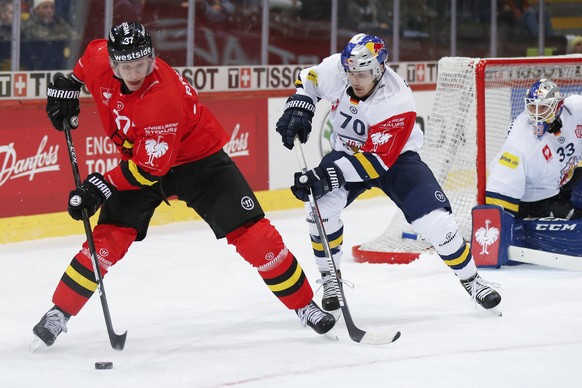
[293,138,400,345]
[508,246,582,271]
[63,119,127,351]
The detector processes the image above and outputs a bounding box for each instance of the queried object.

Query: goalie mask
[108,22,155,80]
[524,79,564,137]
[340,33,388,83]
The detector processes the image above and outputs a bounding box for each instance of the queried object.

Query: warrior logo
[241,196,255,210]
[474,219,500,254]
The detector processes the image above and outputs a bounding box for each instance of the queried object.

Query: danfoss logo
[0,136,60,185]
[223,123,249,157]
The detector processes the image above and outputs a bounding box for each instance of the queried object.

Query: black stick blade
[110,331,127,351]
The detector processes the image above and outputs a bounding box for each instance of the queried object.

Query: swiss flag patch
[542,145,552,161]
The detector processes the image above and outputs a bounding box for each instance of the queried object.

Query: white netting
[358,55,582,256]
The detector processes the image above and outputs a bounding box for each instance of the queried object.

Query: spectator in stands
[351,0,390,33]
[114,0,145,24]
[0,0,13,41]
[22,0,80,40]
[200,0,234,24]
[500,0,554,37]
[300,0,331,21]
[569,36,582,54]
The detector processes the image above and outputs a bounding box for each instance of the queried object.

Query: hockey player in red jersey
[31,22,335,351]
[275,33,502,313]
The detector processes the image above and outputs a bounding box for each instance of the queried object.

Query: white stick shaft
[508,246,582,271]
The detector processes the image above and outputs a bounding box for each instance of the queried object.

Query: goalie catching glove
[292,162,345,201]
[68,173,113,220]
[46,73,82,131]
[276,94,316,150]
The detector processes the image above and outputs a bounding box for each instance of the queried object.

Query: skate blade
[476,304,502,317]
[485,305,502,317]
[328,308,342,321]
[29,335,51,353]
[323,327,339,341]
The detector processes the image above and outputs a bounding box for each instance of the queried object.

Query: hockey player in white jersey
[275,33,501,312]
[486,79,582,219]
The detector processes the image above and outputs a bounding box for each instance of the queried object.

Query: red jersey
[73,39,229,191]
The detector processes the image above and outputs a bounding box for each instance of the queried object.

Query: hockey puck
[95,361,113,370]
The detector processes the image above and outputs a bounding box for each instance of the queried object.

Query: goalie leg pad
[227,218,313,309]
[52,224,137,315]
[570,177,582,211]
[471,205,515,267]
[519,218,582,256]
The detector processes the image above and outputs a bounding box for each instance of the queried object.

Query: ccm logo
[535,224,576,231]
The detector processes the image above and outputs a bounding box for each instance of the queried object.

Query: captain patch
[498,152,519,169]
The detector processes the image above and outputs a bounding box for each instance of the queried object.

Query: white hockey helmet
[340,33,388,81]
[524,78,564,137]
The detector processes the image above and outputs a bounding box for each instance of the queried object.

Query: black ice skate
[30,306,70,352]
[318,271,342,311]
[295,301,336,335]
[461,273,502,309]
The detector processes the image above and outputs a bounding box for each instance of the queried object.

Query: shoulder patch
[542,145,552,161]
[498,152,519,169]
[306,69,318,86]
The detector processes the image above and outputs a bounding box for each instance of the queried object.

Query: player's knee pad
[411,208,465,256]
[226,218,287,271]
[78,224,137,272]
[305,190,345,237]
[226,218,313,309]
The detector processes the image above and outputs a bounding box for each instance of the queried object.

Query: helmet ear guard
[524,78,564,137]
[340,33,388,82]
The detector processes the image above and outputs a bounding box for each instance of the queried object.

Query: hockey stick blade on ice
[63,119,127,350]
[294,138,400,345]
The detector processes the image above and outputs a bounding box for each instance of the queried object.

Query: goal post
[353,55,582,265]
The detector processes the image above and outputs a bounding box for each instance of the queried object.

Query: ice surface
[1,197,581,388]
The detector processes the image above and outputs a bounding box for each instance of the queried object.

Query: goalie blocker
[471,205,582,269]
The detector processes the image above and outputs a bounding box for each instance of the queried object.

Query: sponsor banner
[0,98,267,218]
[0,63,437,100]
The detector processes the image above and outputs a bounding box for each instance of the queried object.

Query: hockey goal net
[353,55,582,264]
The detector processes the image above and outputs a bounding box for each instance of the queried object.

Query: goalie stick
[508,246,582,271]
[294,138,401,345]
[63,119,127,351]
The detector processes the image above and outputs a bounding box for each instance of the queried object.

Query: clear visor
[110,55,154,80]
[346,69,375,84]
